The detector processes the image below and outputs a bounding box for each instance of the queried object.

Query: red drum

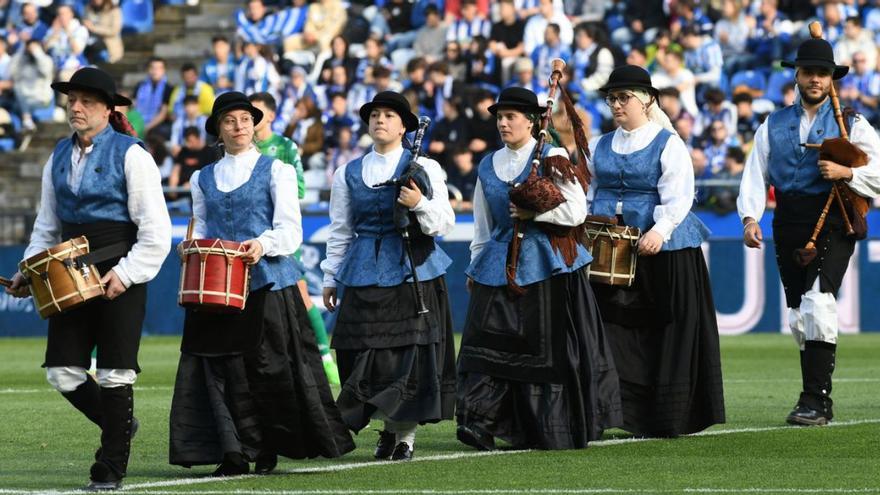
[178,239,250,313]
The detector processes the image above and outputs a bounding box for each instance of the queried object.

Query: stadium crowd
[4,0,880,213]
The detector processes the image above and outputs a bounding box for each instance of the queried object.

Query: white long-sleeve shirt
[190,146,302,257]
[586,121,695,242]
[24,141,172,288]
[321,145,455,288]
[737,107,880,223]
[470,137,587,261]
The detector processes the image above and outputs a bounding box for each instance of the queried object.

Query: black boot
[87,385,134,490]
[254,452,277,475]
[787,341,835,426]
[374,430,396,460]
[61,375,103,427]
[213,452,250,477]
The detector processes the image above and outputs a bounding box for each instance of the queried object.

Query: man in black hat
[5,67,171,489]
[321,90,456,461]
[738,38,880,426]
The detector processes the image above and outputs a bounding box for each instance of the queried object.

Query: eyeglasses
[605,93,635,107]
[220,115,254,128]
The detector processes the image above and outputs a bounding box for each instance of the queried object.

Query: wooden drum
[18,236,105,319]
[584,221,641,287]
[178,239,250,313]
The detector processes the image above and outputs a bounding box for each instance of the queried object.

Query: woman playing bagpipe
[738,29,880,426]
[456,79,622,451]
[321,91,456,461]
[587,65,725,437]
[169,92,354,476]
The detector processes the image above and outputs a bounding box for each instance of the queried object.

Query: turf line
[3,487,878,494]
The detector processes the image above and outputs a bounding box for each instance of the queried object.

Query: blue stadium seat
[121,0,154,34]
[31,95,56,123]
[765,68,795,105]
[729,70,767,95]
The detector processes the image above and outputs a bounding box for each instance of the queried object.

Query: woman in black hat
[168,91,354,476]
[589,65,724,437]
[738,39,880,426]
[321,90,456,461]
[455,86,621,451]
[5,66,172,491]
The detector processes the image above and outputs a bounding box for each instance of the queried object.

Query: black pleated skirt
[592,247,725,437]
[169,286,355,467]
[333,277,456,432]
[456,267,622,450]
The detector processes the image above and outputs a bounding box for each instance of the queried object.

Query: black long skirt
[169,286,355,467]
[332,277,456,432]
[456,267,622,450]
[592,247,725,437]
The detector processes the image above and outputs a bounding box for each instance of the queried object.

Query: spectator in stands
[834,16,877,68]
[427,61,459,120]
[166,126,212,203]
[283,0,346,54]
[551,97,591,163]
[838,51,880,125]
[733,92,760,144]
[818,1,845,45]
[0,36,11,108]
[169,95,208,157]
[652,49,699,117]
[691,147,710,205]
[403,56,428,93]
[43,4,88,81]
[681,24,723,95]
[467,90,499,161]
[446,0,490,47]
[669,0,714,39]
[531,23,570,91]
[10,3,48,47]
[146,133,174,181]
[371,0,416,52]
[572,22,614,98]
[118,89,145,138]
[464,35,498,91]
[10,38,52,132]
[781,81,796,106]
[355,37,393,83]
[644,29,680,74]
[675,113,696,149]
[428,95,469,169]
[235,0,274,45]
[658,86,692,123]
[447,145,476,208]
[200,35,236,94]
[278,65,317,125]
[413,4,447,63]
[706,145,745,213]
[168,63,215,120]
[442,40,467,80]
[488,0,524,85]
[319,35,356,86]
[235,41,281,97]
[745,0,793,69]
[715,0,749,75]
[704,119,736,177]
[626,45,647,67]
[611,0,667,48]
[325,123,362,184]
[323,91,356,148]
[285,96,324,170]
[83,0,122,63]
[523,0,572,55]
[508,56,542,98]
[135,57,173,139]
[694,87,737,141]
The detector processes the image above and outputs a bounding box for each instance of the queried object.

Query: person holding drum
[4,67,172,490]
[169,92,354,476]
[456,86,621,451]
[321,91,456,461]
[587,65,725,437]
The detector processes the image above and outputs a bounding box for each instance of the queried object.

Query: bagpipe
[373,116,434,315]
[795,22,871,267]
[505,58,593,296]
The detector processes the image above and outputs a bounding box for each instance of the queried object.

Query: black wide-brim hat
[51,67,132,107]
[359,90,419,132]
[205,91,264,136]
[488,86,545,115]
[599,64,660,98]
[781,39,849,80]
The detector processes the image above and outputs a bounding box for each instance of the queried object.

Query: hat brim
[487,102,545,116]
[598,81,660,98]
[359,102,419,132]
[780,60,849,80]
[205,102,264,136]
[51,81,132,107]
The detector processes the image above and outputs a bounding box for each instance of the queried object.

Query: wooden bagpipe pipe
[795,21,871,267]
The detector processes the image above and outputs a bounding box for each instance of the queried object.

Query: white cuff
[651,218,675,242]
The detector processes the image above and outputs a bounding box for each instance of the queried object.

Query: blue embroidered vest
[52,126,142,224]
[591,129,710,251]
[335,150,452,287]
[465,146,592,287]
[199,154,302,291]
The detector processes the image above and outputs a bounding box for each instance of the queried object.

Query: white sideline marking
[0,386,173,395]
[3,419,879,495]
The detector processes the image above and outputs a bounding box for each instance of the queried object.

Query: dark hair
[659,87,681,98]
[704,88,725,105]
[726,146,745,163]
[183,126,202,140]
[425,4,440,16]
[147,56,166,68]
[181,63,198,74]
[183,95,199,105]
[451,144,472,156]
[846,15,861,27]
[406,57,428,73]
[328,91,347,101]
[373,65,392,79]
[782,81,796,93]
[428,61,449,75]
[732,92,753,104]
[212,35,229,44]
[248,91,277,112]
[546,23,561,36]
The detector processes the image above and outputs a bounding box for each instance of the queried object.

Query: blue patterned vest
[334,150,452,287]
[199,154,302,291]
[767,99,853,195]
[465,145,593,287]
[592,128,710,251]
[52,125,142,224]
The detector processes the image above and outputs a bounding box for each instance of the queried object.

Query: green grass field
[1,334,878,495]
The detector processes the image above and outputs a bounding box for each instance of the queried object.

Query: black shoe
[86,461,122,491]
[374,430,396,460]
[96,417,139,461]
[212,452,250,477]
[390,442,413,461]
[456,424,495,451]
[255,453,277,475]
[786,403,832,426]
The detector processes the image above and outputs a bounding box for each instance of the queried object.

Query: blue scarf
[135,77,167,123]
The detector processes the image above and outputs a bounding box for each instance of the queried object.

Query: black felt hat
[359,90,419,132]
[599,65,660,98]
[487,86,545,115]
[781,38,849,80]
[205,91,264,136]
[51,67,131,107]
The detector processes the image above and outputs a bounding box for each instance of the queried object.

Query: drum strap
[64,241,131,270]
